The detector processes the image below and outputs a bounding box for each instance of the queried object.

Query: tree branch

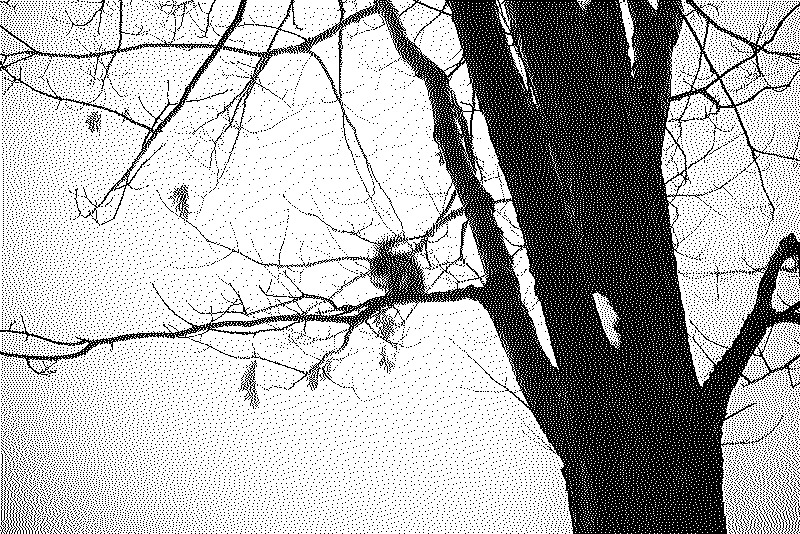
[0,285,481,362]
[377,0,568,456]
[701,233,800,419]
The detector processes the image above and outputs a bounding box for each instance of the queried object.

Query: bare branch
[0,284,482,362]
[701,233,800,419]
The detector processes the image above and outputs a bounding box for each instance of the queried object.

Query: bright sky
[2,1,798,533]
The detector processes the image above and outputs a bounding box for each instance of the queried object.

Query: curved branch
[701,233,800,418]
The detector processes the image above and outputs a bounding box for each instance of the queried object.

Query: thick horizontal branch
[0,285,482,362]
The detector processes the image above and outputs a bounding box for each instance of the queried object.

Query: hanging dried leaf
[239,360,259,409]
[307,365,320,391]
[86,111,101,133]
[170,184,189,221]
[375,310,396,341]
[378,347,395,373]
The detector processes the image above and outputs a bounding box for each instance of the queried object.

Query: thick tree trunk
[553,346,728,533]
[559,399,728,533]
[448,2,733,532]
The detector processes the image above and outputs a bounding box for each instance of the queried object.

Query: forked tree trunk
[449,2,733,532]
[380,0,795,530]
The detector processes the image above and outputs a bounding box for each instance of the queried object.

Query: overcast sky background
[2,1,799,533]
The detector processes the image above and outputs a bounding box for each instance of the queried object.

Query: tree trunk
[448,2,733,532]
[559,398,728,533]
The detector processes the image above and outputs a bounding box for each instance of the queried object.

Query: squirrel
[368,236,425,298]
